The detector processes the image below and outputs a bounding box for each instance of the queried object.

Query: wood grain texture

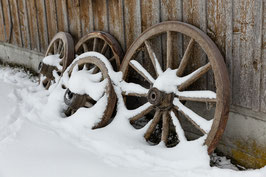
[67,0,81,43]
[45,0,58,43]
[56,0,68,32]
[80,0,93,35]
[92,0,108,32]
[17,0,30,49]
[261,1,266,113]
[9,0,21,46]
[0,0,6,41]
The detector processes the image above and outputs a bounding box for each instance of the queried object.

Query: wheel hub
[64,88,87,110]
[147,87,174,110]
[39,62,57,80]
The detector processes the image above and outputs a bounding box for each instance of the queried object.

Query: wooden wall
[0,0,265,113]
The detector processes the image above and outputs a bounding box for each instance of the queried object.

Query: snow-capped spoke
[178,62,211,91]
[177,90,217,103]
[144,40,163,76]
[177,38,195,77]
[129,103,153,124]
[120,81,149,97]
[144,109,162,140]
[161,111,170,145]
[173,98,212,134]
[170,111,187,142]
[129,60,155,84]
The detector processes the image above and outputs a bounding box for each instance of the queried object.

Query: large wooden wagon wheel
[39,32,74,89]
[75,31,124,71]
[63,56,116,129]
[120,21,230,154]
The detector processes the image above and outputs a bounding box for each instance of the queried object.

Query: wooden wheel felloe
[63,56,116,129]
[39,32,74,89]
[120,21,230,154]
[75,31,124,71]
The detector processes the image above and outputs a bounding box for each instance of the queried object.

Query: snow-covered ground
[0,65,265,177]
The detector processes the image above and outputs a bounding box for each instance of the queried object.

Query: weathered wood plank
[123,0,141,49]
[67,0,81,43]
[183,0,207,90]
[26,0,40,51]
[160,0,183,69]
[9,0,22,46]
[56,0,68,32]
[36,0,49,52]
[17,0,30,49]
[80,0,93,35]
[108,0,125,51]
[92,0,108,32]
[45,0,58,43]
[0,0,6,41]
[260,1,266,113]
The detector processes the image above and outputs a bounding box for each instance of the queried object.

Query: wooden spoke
[83,43,89,52]
[53,40,58,54]
[129,60,155,84]
[178,62,211,91]
[93,38,98,51]
[59,46,64,58]
[177,39,195,76]
[84,101,93,108]
[144,40,163,76]
[120,81,149,97]
[178,90,217,103]
[161,111,170,144]
[129,104,153,124]
[57,40,63,54]
[144,110,162,140]
[101,42,108,54]
[109,56,115,62]
[173,98,211,134]
[45,80,51,89]
[166,31,173,69]
[170,111,187,142]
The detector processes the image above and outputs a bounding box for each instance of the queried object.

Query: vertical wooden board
[108,0,125,51]
[232,0,258,109]
[45,0,58,43]
[26,0,40,51]
[80,0,93,35]
[140,0,162,68]
[183,0,207,90]
[9,0,22,46]
[123,0,141,49]
[67,0,81,43]
[2,0,11,43]
[92,0,108,32]
[36,0,49,52]
[56,0,68,32]
[17,0,30,49]
[160,0,183,69]
[260,1,266,113]
[0,0,6,41]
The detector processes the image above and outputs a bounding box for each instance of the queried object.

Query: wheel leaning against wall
[38,32,74,89]
[120,21,230,154]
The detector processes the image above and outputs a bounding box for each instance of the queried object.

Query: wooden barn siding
[0,0,265,112]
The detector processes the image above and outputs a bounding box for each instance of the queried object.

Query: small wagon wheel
[63,56,116,129]
[75,31,124,71]
[39,32,74,89]
[120,21,230,154]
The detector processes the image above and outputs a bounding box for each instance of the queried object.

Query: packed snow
[42,54,62,70]
[0,64,265,177]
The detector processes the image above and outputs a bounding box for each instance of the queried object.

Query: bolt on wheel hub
[147,87,174,110]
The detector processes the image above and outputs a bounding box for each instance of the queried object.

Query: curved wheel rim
[64,56,116,129]
[75,31,124,71]
[120,21,230,154]
[40,32,74,89]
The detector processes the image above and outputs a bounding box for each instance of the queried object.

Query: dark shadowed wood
[144,110,162,140]
[45,0,58,43]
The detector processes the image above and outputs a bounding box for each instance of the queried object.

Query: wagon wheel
[63,56,116,129]
[39,32,74,89]
[75,31,123,71]
[120,21,230,154]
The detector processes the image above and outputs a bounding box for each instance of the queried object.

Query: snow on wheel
[120,21,230,154]
[63,56,116,129]
[75,31,124,71]
[38,32,74,89]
